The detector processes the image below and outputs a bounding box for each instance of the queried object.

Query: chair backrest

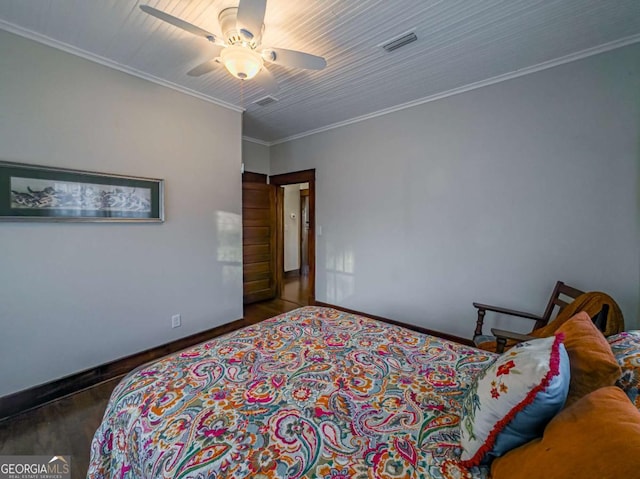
[535,281,585,330]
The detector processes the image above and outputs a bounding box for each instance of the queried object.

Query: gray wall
[242,139,270,175]
[271,43,640,336]
[0,31,243,396]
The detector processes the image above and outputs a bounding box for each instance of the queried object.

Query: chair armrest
[473,302,542,321]
[491,328,536,353]
[490,328,537,342]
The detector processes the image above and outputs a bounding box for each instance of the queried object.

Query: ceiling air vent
[254,95,278,107]
[381,31,418,53]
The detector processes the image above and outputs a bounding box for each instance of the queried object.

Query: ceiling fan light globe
[220,45,263,80]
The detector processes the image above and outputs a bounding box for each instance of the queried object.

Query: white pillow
[459,335,570,466]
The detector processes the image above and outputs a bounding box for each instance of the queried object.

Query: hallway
[280,273,311,306]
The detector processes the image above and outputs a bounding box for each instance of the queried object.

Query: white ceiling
[1,1,639,143]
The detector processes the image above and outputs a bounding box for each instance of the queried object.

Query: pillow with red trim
[459,334,570,466]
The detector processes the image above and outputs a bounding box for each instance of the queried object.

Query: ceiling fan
[139,0,327,94]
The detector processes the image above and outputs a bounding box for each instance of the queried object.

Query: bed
[87,306,497,479]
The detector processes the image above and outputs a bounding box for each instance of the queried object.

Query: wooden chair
[489,304,609,353]
[473,281,585,353]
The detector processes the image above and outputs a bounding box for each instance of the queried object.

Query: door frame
[269,169,316,304]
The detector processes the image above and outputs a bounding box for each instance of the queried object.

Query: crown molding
[269,33,640,146]
[0,19,244,114]
[2,16,638,146]
[242,136,271,146]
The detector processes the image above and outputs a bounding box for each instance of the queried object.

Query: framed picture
[0,161,164,222]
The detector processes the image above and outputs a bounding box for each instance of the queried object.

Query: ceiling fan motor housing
[218,7,261,47]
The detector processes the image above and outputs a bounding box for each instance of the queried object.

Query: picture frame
[0,161,164,222]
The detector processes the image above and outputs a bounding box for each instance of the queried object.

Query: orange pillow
[554,312,621,405]
[491,386,640,479]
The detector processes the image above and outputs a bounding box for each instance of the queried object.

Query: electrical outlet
[171,314,181,328]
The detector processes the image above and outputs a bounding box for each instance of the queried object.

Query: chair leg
[496,337,507,354]
[474,309,486,338]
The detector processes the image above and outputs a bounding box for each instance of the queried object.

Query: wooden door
[242,182,277,304]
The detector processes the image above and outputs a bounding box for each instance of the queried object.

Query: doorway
[269,169,316,306]
[300,188,310,276]
[279,182,309,305]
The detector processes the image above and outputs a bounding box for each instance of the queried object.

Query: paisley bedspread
[87,306,496,479]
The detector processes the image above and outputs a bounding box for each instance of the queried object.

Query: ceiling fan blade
[263,48,327,70]
[140,5,218,42]
[254,67,279,94]
[187,58,221,77]
[236,0,267,42]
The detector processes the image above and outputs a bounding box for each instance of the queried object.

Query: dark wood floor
[281,273,311,306]
[0,297,304,479]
